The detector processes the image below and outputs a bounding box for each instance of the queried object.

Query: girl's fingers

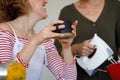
[49,20,64,26]
[72,30,76,37]
[72,20,78,27]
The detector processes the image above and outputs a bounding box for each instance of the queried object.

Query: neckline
[72,0,107,24]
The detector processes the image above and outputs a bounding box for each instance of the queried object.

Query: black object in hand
[53,20,72,33]
[53,20,73,39]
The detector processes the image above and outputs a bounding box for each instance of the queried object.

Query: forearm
[61,47,76,80]
[17,35,44,66]
[61,46,74,64]
[43,40,77,80]
[18,41,38,64]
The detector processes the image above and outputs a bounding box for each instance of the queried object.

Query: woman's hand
[40,20,66,40]
[57,20,78,48]
[58,20,78,63]
[72,39,96,56]
[31,20,66,45]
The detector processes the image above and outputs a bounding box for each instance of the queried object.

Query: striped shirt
[0,29,77,80]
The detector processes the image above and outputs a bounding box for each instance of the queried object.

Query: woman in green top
[54,0,120,80]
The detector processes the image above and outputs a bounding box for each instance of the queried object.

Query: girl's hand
[57,20,78,48]
[31,20,66,45]
[40,20,66,40]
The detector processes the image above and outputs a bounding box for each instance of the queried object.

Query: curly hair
[0,0,31,23]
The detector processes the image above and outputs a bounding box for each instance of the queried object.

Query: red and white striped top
[0,29,77,80]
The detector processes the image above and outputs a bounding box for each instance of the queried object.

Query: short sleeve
[0,29,15,62]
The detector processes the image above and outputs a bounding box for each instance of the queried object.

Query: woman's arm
[43,21,78,80]
[43,40,76,80]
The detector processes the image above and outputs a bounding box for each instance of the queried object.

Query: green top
[54,0,120,79]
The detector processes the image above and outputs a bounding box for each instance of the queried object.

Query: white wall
[35,0,77,32]
[35,0,77,80]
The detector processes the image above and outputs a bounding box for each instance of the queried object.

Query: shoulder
[61,4,74,12]
[0,23,15,39]
[106,0,120,12]
[108,0,120,5]
[0,23,13,33]
[59,3,76,17]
